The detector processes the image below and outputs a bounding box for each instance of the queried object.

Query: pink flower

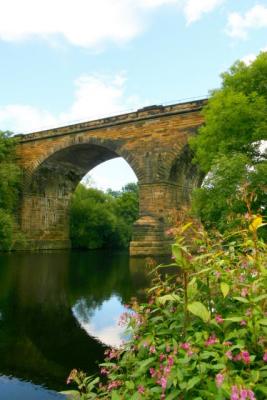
[160,376,167,390]
[150,368,156,378]
[263,352,267,362]
[247,390,256,400]
[205,335,218,346]
[164,366,171,375]
[138,385,145,394]
[159,353,165,361]
[66,369,77,385]
[241,351,250,364]
[240,389,249,400]
[231,386,239,400]
[215,314,224,324]
[233,353,242,361]
[166,228,175,236]
[180,342,190,350]
[225,350,233,360]
[149,345,156,354]
[167,356,174,366]
[241,287,249,297]
[215,271,221,279]
[100,368,108,375]
[223,341,232,346]
[231,386,256,400]
[107,380,122,391]
[215,373,224,387]
[166,344,171,353]
[240,320,247,326]
[245,308,252,317]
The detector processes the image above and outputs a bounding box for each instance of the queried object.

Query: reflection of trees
[69,250,150,313]
[0,250,150,391]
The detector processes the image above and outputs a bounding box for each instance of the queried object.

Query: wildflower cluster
[65,213,267,399]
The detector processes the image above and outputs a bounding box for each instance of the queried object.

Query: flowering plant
[65,213,267,399]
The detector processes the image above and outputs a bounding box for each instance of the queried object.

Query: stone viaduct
[15,99,206,256]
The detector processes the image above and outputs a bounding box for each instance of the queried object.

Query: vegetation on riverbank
[64,210,267,399]
[0,131,22,250]
[70,183,139,250]
[190,51,267,235]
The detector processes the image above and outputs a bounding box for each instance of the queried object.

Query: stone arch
[19,141,140,250]
[23,137,142,190]
[168,144,204,206]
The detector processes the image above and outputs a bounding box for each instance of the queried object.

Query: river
[0,250,151,399]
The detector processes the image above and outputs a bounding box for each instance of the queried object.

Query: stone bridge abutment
[15,99,206,256]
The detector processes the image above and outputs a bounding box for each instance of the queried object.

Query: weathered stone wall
[15,99,206,255]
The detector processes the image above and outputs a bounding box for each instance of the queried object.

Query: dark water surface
[0,250,149,399]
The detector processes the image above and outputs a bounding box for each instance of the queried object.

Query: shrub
[64,213,267,399]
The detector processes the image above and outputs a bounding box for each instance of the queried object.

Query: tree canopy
[190,52,267,233]
[70,183,139,250]
[0,131,22,250]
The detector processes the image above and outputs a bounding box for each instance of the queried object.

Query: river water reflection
[0,250,150,399]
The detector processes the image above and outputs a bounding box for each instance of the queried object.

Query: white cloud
[241,46,267,65]
[81,320,125,347]
[0,0,224,48]
[0,104,57,133]
[0,72,142,133]
[226,5,267,39]
[184,0,224,25]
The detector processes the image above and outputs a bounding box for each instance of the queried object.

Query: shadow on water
[0,250,150,396]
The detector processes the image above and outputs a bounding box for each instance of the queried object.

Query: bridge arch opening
[20,142,140,251]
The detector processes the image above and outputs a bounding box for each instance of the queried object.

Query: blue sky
[0,0,266,189]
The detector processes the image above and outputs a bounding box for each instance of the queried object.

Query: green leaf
[125,381,134,390]
[193,267,212,275]
[233,296,249,303]
[111,391,121,400]
[165,389,181,399]
[258,319,267,326]
[157,294,181,305]
[257,385,267,395]
[220,282,230,298]
[253,294,267,302]
[172,244,190,269]
[251,370,260,383]
[209,363,226,370]
[134,357,155,376]
[188,302,210,322]
[224,316,244,322]
[187,376,201,390]
[200,351,217,360]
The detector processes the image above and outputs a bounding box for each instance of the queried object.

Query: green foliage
[0,131,22,250]
[65,215,267,399]
[0,209,14,250]
[191,154,267,233]
[190,52,267,172]
[190,52,267,231]
[70,183,139,249]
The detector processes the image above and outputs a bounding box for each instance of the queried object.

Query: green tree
[0,131,22,250]
[70,183,139,250]
[190,51,267,231]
